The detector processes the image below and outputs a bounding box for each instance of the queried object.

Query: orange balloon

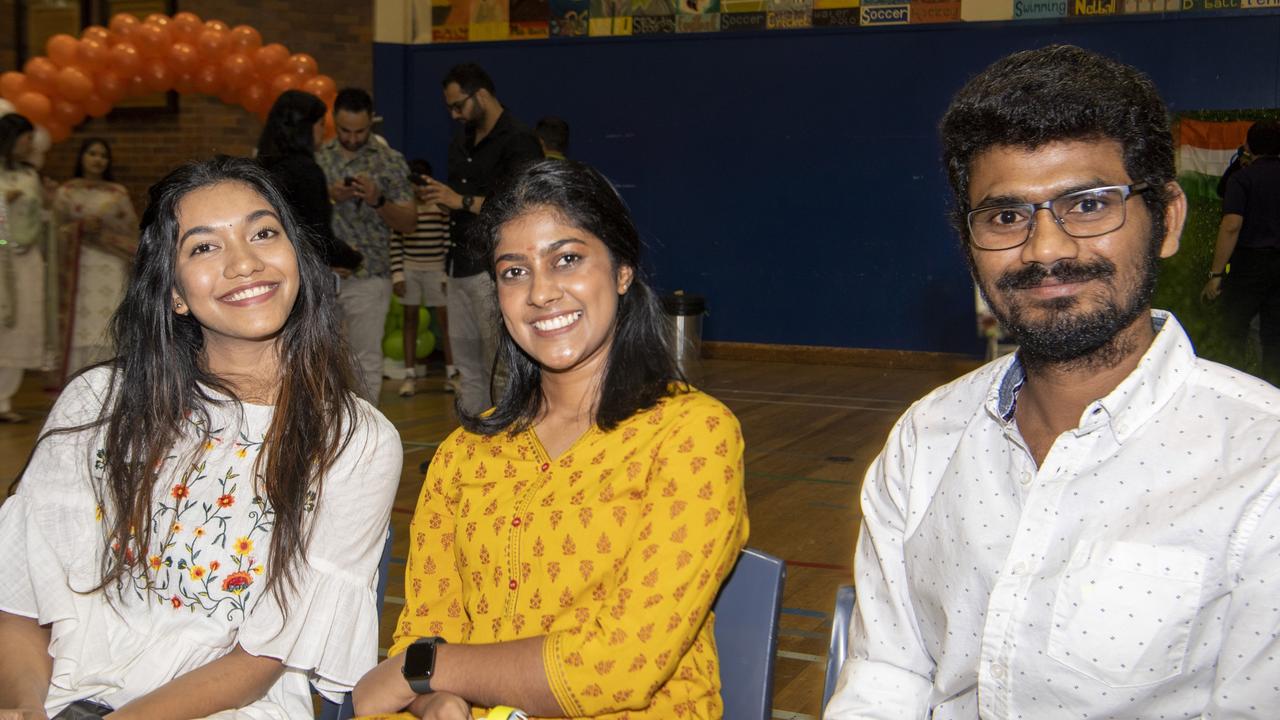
[218,86,241,106]
[145,12,171,26]
[173,72,197,95]
[96,70,126,102]
[44,120,71,143]
[269,71,301,99]
[23,57,59,95]
[229,25,262,54]
[323,112,335,140]
[254,43,290,78]
[196,28,229,62]
[82,92,111,117]
[204,19,230,32]
[167,42,199,74]
[55,66,94,101]
[133,22,171,58]
[108,13,140,41]
[221,53,254,90]
[194,65,222,95]
[142,60,173,93]
[81,26,111,44]
[14,92,52,125]
[0,72,28,102]
[125,72,148,98]
[239,82,268,114]
[78,38,110,69]
[301,74,337,105]
[170,12,203,44]
[51,97,86,127]
[285,53,318,78]
[46,34,82,68]
[109,42,142,76]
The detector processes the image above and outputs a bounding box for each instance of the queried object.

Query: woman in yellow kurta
[354,160,748,720]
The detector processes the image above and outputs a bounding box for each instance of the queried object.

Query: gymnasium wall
[374,11,1278,354]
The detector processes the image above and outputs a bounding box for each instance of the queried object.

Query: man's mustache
[995,258,1116,291]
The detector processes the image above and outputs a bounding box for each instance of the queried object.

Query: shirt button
[991,663,1006,680]
[540,462,550,472]
[509,579,518,590]
[1011,562,1028,576]
[511,517,521,527]
[1019,471,1033,486]
[467,157,473,163]
[461,178,469,184]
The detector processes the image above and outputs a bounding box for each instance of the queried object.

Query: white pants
[0,367,22,413]
[447,273,500,415]
[338,276,392,406]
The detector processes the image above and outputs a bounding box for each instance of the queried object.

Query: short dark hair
[442,63,496,96]
[463,159,683,434]
[535,116,570,154]
[0,113,34,170]
[1247,120,1280,157]
[258,90,327,158]
[73,137,114,181]
[333,87,374,116]
[940,44,1176,246]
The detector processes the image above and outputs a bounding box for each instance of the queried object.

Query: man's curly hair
[939,44,1176,247]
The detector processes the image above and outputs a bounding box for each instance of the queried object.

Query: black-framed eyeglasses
[446,91,477,114]
[966,182,1151,251]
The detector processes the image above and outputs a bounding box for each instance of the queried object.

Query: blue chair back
[821,584,856,713]
[316,526,393,720]
[712,548,786,720]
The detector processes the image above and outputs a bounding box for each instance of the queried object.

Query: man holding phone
[318,87,417,405]
[426,63,542,414]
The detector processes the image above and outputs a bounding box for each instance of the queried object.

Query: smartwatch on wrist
[402,636,446,693]
[1209,270,1226,279]
[462,194,475,212]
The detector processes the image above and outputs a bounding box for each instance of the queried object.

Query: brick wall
[2,1,373,212]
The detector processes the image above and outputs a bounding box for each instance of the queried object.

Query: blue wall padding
[374,12,1279,353]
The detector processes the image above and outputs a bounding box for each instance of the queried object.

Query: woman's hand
[414,691,470,720]
[0,708,49,720]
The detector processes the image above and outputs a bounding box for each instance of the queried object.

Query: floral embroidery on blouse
[94,413,303,622]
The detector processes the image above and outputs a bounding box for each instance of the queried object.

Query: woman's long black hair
[15,155,360,603]
[73,137,115,181]
[257,90,326,159]
[0,113,34,169]
[462,159,683,434]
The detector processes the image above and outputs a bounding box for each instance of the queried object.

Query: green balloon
[382,329,405,361]
[385,295,403,332]
[415,329,436,360]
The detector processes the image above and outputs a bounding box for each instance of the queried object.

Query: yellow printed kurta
[389,389,748,719]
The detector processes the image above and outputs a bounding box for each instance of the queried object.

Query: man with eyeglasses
[825,45,1280,720]
[419,63,542,413]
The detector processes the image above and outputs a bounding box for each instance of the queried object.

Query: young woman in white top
[0,156,402,719]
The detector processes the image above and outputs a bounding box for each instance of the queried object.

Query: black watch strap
[372,194,387,209]
[402,636,446,694]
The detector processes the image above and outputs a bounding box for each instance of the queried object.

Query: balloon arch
[0,12,338,144]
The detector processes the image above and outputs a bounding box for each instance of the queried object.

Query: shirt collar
[986,310,1195,442]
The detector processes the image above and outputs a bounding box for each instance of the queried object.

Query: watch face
[403,638,439,692]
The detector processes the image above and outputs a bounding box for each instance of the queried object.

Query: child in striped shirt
[391,159,453,396]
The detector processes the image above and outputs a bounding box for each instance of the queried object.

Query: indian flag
[1177,118,1250,199]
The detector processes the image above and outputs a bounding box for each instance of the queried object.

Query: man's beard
[977,244,1160,370]
[464,104,488,132]
[340,137,366,152]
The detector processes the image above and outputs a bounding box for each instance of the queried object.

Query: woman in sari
[53,137,138,378]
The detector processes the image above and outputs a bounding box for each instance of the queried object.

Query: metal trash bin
[661,293,706,383]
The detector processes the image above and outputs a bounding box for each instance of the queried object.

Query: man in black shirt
[1204,120,1280,384]
[421,63,543,413]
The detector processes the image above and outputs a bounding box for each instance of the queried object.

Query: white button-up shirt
[825,311,1280,720]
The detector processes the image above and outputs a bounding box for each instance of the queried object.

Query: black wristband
[372,195,386,209]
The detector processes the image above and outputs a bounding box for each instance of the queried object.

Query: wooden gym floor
[0,355,976,719]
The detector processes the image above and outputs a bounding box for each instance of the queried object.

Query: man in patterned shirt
[826,45,1280,719]
[317,88,417,405]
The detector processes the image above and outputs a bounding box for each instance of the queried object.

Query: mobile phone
[53,699,114,719]
[343,176,355,187]
[409,174,428,186]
